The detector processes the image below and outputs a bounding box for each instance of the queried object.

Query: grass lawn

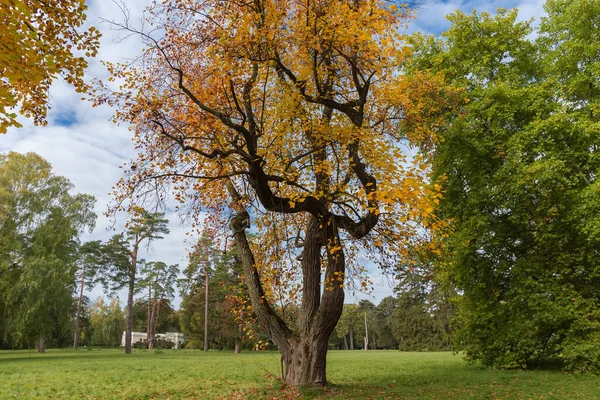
[0,349,597,399]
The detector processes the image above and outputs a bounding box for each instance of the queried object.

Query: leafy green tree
[335,304,361,350]
[74,240,104,349]
[180,243,257,351]
[371,296,398,350]
[409,2,600,371]
[90,297,125,348]
[0,152,96,351]
[94,212,169,354]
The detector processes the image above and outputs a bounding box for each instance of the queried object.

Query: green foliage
[409,1,600,372]
[93,212,170,294]
[131,299,179,334]
[180,242,260,350]
[89,297,125,348]
[0,152,96,349]
[132,337,176,350]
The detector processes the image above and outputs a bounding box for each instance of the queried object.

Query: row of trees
[333,293,453,352]
[0,151,180,353]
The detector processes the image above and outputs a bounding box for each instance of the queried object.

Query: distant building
[121,332,186,349]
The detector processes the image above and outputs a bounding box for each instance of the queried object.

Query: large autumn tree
[0,0,100,133]
[101,0,456,386]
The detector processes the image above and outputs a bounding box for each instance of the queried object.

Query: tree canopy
[408,0,600,372]
[0,0,100,133]
[0,152,96,350]
[99,0,455,386]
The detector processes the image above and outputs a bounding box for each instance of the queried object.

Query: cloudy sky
[1,0,546,308]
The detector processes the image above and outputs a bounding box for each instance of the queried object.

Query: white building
[121,332,187,349]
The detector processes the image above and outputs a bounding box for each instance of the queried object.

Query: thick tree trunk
[343,335,348,350]
[73,258,86,350]
[36,336,46,353]
[280,335,329,386]
[204,263,209,352]
[228,186,346,387]
[125,277,134,354]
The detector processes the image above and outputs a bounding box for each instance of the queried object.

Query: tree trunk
[343,334,348,350]
[73,258,86,350]
[235,324,242,354]
[349,327,354,350]
[363,311,369,351]
[36,336,46,353]
[146,285,152,343]
[204,262,209,352]
[228,187,346,387]
[150,299,161,349]
[148,299,156,349]
[280,336,329,386]
[125,276,134,354]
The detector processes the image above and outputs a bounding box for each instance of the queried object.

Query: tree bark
[150,299,161,349]
[73,258,86,350]
[36,336,46,353]
[363,311,369,351]
[146,285,152,344]
[227,183,346,386]
[148,299,156,349]
[349,327,354,350]
[204,262,209,352]
[343,335,348,350]
[125,275,134,354]
[280,335,329,386]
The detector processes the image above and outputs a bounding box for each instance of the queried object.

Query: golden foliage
[100,0,461,304]
[0,0,100,133]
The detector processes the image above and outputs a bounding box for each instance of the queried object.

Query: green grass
[0,349,597,399]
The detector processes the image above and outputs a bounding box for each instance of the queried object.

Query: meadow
[0,349,598,399]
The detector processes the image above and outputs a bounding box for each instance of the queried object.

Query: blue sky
[1,0,546,308]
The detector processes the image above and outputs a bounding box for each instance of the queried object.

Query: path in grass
[0,349,597,399]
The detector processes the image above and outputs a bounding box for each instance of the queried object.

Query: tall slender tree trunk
[363,311,369,351]
[73,258,86,350]
[349,327,354,350]
[148,299,156,349]
[125,276,135,354]
[146,285,152,344]
[343,335,348,350]
[203,263,209,352]
[125,249,138,354]
[235,323,242,354]
[150,299,161,349]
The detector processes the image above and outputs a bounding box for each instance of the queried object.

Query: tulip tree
[100,0,457,386]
